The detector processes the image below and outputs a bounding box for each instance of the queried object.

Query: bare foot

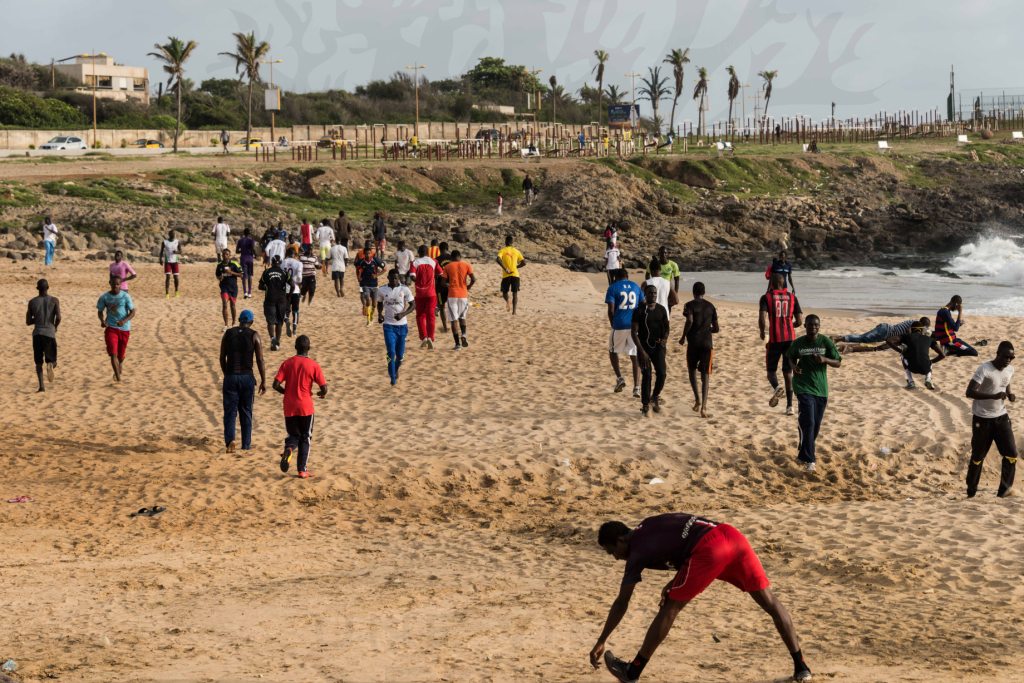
[700,409,710,419]
[692,399,701,412]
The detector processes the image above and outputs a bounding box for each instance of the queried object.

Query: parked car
[316,137,336,148]
[39,136,87,150]
[133,139,164,149]
[475,128,501,141]
[237,138,262,148]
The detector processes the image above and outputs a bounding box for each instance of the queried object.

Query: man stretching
[679,281,719,418]
[605,268,642,397]
[592,513,813,683]
[26,278,61,392]
[760,273,802,415]
[965,341,1017,498]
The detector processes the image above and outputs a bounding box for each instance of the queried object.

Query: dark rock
[562,243,584,259]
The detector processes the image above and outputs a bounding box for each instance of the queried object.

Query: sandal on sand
[130,506,166,518]
[6,496,32,503]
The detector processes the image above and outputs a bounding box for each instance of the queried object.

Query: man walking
[220,310,266,453]
[934,295,979,357]
[334,209,351,250]
[299,247,320,307]
[299,218,313,257]
[410,245,443,348]
[786,315,842,473]
[315,219,335,275]
[355,239,385,325]
[109,250,137,291]
[591,513,813,683]
[329,238,349,297]
[258,254,291,351]
[219,129,230,154]
[522,173,535,205]
[160,229,182,298]
[26,278,61,392]
[97,274,135,382]
[605,268,642,397]
[443,250,475,350]
[42,216,58,267]
[496,234,525,314]
[759,273,802,415]
[395,240,416,286]
[965,341,1017,498]
[372,212,387,255]
[216,249,243,330]
[273,335,328,479]
[235,227,258,298]
[281,247,303,335]
[376,269,415,385]
[679,282,719,418]
[212,216,231,258]
[632,284,670,417]
[605,241,622,285]
[435,241,451,333]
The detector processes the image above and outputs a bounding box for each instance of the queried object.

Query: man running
[934,295,979,357]
[334,210,351,250]
[376,269,415,385]
[435,241,451,333]
[605,268,642,397]
[160,229,182,298]
[496,234,525,314]
[220,309,266,453]
[786,315,842,473]
[355,240,385,325]
[679,281,719,418]
[760,273,803,415]
[884,318,945,390]
[428,238,441,260]
[97,274,135,382]
[273,334,328,479]
[965,341,1017,498]
[299,218,313,256]
[443,250,476,350]
[258,254,291,351]
[216,248,243,329]
[632,283,670,417]
[212,216,231,258]
[329,238,349,297]
[235,227,258,298]
[591,513,813,683]
[42,216,58,267]
[281,247,304,335]
[299,248,320,307]
[410,245,443,348]
[26,278,61,392]
[315,219,335,276]
[395,240,416,286]
[108,250,137,291]
[264,229,287,267]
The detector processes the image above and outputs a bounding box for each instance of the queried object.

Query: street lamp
[625,71,641,134]
[260,58,284,143]
[405,64,426,138]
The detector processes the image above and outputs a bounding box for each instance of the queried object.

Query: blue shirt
[605,280,644,330]
[97,291,134,331]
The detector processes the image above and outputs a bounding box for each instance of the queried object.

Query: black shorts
[765,341,793,374]
[500,276,521,294]
[264,301,289,325]
[686,344,714,374]
[32,335,57,366]
[300,276,317,297]
[972,413,1017,460]
[331,271,345,283]
[436,283,449,304]
[289,293,301,313]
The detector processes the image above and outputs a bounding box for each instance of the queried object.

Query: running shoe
[785,405,794,416]
[453,343,461,351]
[804,461,816,473]
[603,651,638,683]
[794,667,813,682]
[925,379,937,391]
[280,446,293,473]
[614,376,626,393]
[174,291,180,298]
[297,471,313,479]
[769,386,785,407]
[460,336,468,348]
[632,386,641,399]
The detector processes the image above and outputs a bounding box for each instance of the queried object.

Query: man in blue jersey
[605,269,644,397]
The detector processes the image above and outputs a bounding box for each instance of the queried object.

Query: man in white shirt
[394,240,416,286]
[315,220,335,275]
[212,216,231,257]
[644,257,671,313]
[376,268,415,386]
[42,216,59,266]
[605,244,621,284]
[159,229,182,298]
[965,341,1017,498]
[329,241,349,298]
[265,234,287,265]
[281,247,304,336]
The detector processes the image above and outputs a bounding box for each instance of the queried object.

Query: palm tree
[592,49,609,126]
[758,69,778,133]
[692,66,708,136]
[725,65,740,136]
[663,48,690,138]
[549,74,558,125]
[148,36,197,153]
[604,84,624,105]
[220,31,271,150]
[638,66,670,133]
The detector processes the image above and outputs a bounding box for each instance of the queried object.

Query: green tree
[692,66,708,136]
[0,86,83,127]
[758,69,777,132]
[725,65,740,136]
[220,31,270,150]
[148,36,197,152]
[592,49,609,126]
[638,66,670,133]
[604,84,624,105]
[549,74,558,125]
[663,48,690,137]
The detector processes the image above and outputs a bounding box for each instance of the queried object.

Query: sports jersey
[355,254,384,287]
[497,246,524,278]
[605,279,643,330]
[933,307,961,344]
[786,334,841,397]
[215,260,242,295]
[410,256,441,298]
[759,288,802,343]
[444,260,474,298]
[376,285,414,325]
[162,239,179,264]
[274,355,326,417]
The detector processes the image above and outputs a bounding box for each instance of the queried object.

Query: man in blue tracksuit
[375,269,415,386]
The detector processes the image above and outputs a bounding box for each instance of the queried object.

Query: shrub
[0,86,84,128]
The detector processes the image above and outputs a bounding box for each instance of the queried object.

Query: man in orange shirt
[273,335,328,479]
[443,250,476,350]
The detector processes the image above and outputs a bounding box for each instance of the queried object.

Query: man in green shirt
[786,314,842,473]
[646,246,681,294]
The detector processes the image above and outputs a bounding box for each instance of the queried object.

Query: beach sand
[1,259,1022,682]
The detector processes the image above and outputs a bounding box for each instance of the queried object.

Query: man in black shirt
[632,284,670,417]
[591,513,812,683]
[258,255,291,351]
[885,317,945,390]
[679,281,719,418]
[219,310,266,453]
[435,241,452,333]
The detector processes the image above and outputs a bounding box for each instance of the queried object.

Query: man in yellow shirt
[495,234,526,314]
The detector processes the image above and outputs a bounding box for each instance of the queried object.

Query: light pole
[405,64,426,139]
[260,58,283,143]
[626,71,641,134]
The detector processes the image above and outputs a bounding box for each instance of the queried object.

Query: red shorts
[221,291,236,303]
[164,262,180,274]
[667,524,769,602]
[104,327,130,360]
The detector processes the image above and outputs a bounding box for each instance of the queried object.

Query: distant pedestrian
[281,247,304,335]
[315,219,335,275]
[605,242,622,285]
[273,334,328,479]
[219,310,266,453]
[26,278,61,392]
[219,129,230,154]
[372,212,387,255]
[765,249,795,292]
[212,216,231,258]
[42,216,58,266]
[334,210,351,250]
[523,174,534,205]
[395,240,416,286]
[235,227,258,299]
[299,218,313,257]
[108,250,137,291]
[965,341,1017,498]
[160,229,182,298]
[216,248,243,329]
[497,192,504,216]
[329,239,349,298]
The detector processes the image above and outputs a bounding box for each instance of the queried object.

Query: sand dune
[0,258,1021,682]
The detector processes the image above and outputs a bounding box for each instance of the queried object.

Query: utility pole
[260,57,283,143]
[90,52,97,148]
[405,64,426,138]
[626,71,641,134]
[526,67,542,143]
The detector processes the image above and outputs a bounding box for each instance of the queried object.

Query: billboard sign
[608,104,639,127]
[264,88,281,111]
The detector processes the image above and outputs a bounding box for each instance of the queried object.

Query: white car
[39,136,88,150]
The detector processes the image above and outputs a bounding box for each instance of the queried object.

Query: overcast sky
[5,0,1021,122]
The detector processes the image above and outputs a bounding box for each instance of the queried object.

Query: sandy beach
[1,258,1022,683]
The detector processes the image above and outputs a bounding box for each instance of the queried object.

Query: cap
[239,310,254,324]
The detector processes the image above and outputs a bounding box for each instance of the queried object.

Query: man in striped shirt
[759,274,802,415]
[934,295,980,357]
[834,318,922,345]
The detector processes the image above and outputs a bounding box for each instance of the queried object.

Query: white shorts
[446,297,469,321]
[215,240,228,253]
[609,329,637,356]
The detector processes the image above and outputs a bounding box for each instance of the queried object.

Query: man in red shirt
[410,244,443,349]
[759,273,802,415]
[273,335,328,478]
[299,218,313,257]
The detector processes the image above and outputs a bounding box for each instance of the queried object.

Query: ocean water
[700,236,1024,318]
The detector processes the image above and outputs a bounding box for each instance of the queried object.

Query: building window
[133,78,146,91]
[97,75,112,89]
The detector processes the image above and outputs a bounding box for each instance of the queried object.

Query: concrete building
[54,54,149,105]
